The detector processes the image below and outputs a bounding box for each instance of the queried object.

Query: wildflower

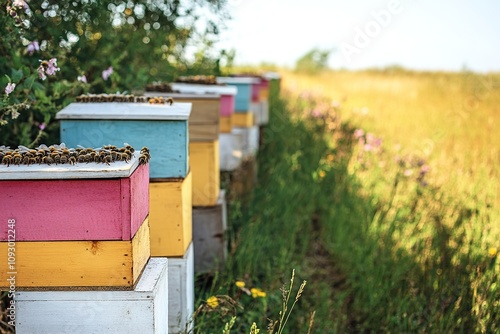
[45,58,60,76]
[206,296,219,309]
[38,65,47,80]
[13,0,28,10]
[311,109,322,118]
[318,170,326,179]
[403,169,413,177]
[39,123,46,130]
[489,247,498,258]
[235,281,245,288]
[11,109,20,119]
[420,165,430,176]
[353,128,364,139]
[77,75,87,83]
[26,40,39,55]
[102,66,113,80]
[5,83,15,95]
[250,288,266,298]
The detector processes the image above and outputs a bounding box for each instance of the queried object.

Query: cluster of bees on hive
[75,94,173,105]
[0,144,151,167]
[145,82,178,93]
[174,75,222,85]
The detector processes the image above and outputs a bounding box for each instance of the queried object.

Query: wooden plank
[193,190,227,273]
[15,258,168,334]
[60,119,188,179]
[220,115,233,133]
[189,124,219,142]
[0,218,150,289]
[190,141,220,206]
[55,102,191,120]
[168,242,194,334]
[149,172,192,256]
[219,132,243,172]
[0,154,140,180]
[0,163,149,242]
[233,112,254,127]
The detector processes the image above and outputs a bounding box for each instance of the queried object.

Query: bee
[123,143,135,154]
[101,154,113,165]
[12,153,22,166]
[135,96,147,103]
[22,155,30,165]
[116,152,131,163]
[165,97,174,106]
[78,154,91,164]
[51,152,61,164]
[59,154,68,164]
[2,154,12,167]
[89,151,100,163]
[103,145,117,151]
[138,154,150,165]
[42,156,54,165]
[68,156,77,165]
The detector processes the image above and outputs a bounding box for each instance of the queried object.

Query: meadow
[192,69,499,333]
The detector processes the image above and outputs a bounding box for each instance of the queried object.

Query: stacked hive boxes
[56,100,194,333]
[145,83,230,273]
[170,82,242,172]
[216,77,261,160]
[0,151,169,333]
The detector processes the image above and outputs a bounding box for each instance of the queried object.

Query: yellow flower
[235,281,245,288]
[206,296,219,309]
[318,170,326,179]
[488,247,498,258]
[251,288,266,298]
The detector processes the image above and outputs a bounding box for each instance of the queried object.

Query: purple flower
[39,123,46,130]
[77,75,87,83]
[45,58,60,76]
[26,40,39,55]
[5,83,15,95]
[420,165,430,176]
[102,66,113,81]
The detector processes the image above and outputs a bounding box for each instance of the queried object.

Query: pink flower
[311,109,322,118]
[77,75,87,83]
[5,83,15,95]
[354,129,364,139]
[403,169,413,177]
[39,123,46,130]
[26,40,39,55]
[45,58,60,76]
[102,66,113,81]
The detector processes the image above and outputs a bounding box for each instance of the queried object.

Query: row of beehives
[0,74,280,334]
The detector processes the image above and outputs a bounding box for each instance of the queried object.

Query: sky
[216,0,500,73]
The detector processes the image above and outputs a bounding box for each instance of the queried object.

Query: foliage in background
[1,0,231,146]
[294,48,332,75]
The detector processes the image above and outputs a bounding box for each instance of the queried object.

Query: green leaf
[11,69,24,83]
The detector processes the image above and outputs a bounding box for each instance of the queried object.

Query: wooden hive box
[189,140,220,206]
[193,190,227,273]
[216,77,260,127]
[149,171,192,257]
[15,258,168,334]
[168,242,195,334]
[0,155,151,289]
[143,92,220,142]
[232,125,260,159]
[170,83,237,134]
[219,131,244,172]
[56,102,191,179]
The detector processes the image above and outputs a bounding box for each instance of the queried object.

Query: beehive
[216,76,261,127]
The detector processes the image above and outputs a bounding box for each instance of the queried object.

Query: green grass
[192,71,499,333]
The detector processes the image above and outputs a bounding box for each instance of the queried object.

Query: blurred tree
[295,48,332,74]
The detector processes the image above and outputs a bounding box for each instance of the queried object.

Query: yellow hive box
[220,115,233,133]
[0,218,150,289]
[149,172,192,256]
[190,140,220,206]
[233,112,254,127]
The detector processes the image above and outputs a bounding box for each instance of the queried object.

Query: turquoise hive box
[216,77,259,113]
[56,101,191,179]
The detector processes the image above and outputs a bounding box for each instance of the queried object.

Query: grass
[193,68,499,333]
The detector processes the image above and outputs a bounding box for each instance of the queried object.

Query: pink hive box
[0,155,149,242]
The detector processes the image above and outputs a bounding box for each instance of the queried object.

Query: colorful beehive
[170,83,237,133]
[0,152,150,289]
[15,258,168,333]
[143,91,221,206]
[216,77,260,127]
[192,190,227,273]
[56,101,192,257]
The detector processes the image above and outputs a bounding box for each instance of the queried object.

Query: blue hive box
[56,102,191,179]
[216,77,259,113]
